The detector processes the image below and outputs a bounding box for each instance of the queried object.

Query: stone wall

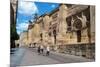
[26,4,95,59]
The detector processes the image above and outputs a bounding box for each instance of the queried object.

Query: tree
[10,3,19,48]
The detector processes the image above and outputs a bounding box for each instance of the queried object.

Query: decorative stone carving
[59,4,68,35]
[73,18,82,30]
[77,13,87,28]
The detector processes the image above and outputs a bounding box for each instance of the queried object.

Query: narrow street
[10,47,94,67]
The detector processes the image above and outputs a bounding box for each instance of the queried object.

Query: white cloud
[16,22,29,34]
[51,4,56,8]
[18,1,38,15]
[17,30,22,35]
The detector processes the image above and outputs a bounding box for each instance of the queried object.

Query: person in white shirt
[40,45,44,54]
[46,46,50,56]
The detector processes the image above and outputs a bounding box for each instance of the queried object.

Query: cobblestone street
[10,47,94,67]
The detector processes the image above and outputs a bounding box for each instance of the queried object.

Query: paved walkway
[10,47,94,67]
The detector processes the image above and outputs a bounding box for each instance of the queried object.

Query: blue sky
[16,1,59,35]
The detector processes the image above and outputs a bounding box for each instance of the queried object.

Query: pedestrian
[29,43,31,48]
[40,45,44,54]
[46,46,50,56]
[17,44,19,47]
[37,46,41,55]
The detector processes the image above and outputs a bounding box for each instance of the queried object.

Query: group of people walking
[37,45,50,56]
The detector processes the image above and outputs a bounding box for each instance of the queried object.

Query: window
[48,32,51,36]
[66,17,72,31]
[77,30,81,42]
[66,17,71,26]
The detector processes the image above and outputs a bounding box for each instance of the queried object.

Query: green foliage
[10,23,19,40]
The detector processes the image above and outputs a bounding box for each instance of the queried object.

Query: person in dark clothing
[17,44,19,47]
[37,46,41,54]
[30,43,31,47]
